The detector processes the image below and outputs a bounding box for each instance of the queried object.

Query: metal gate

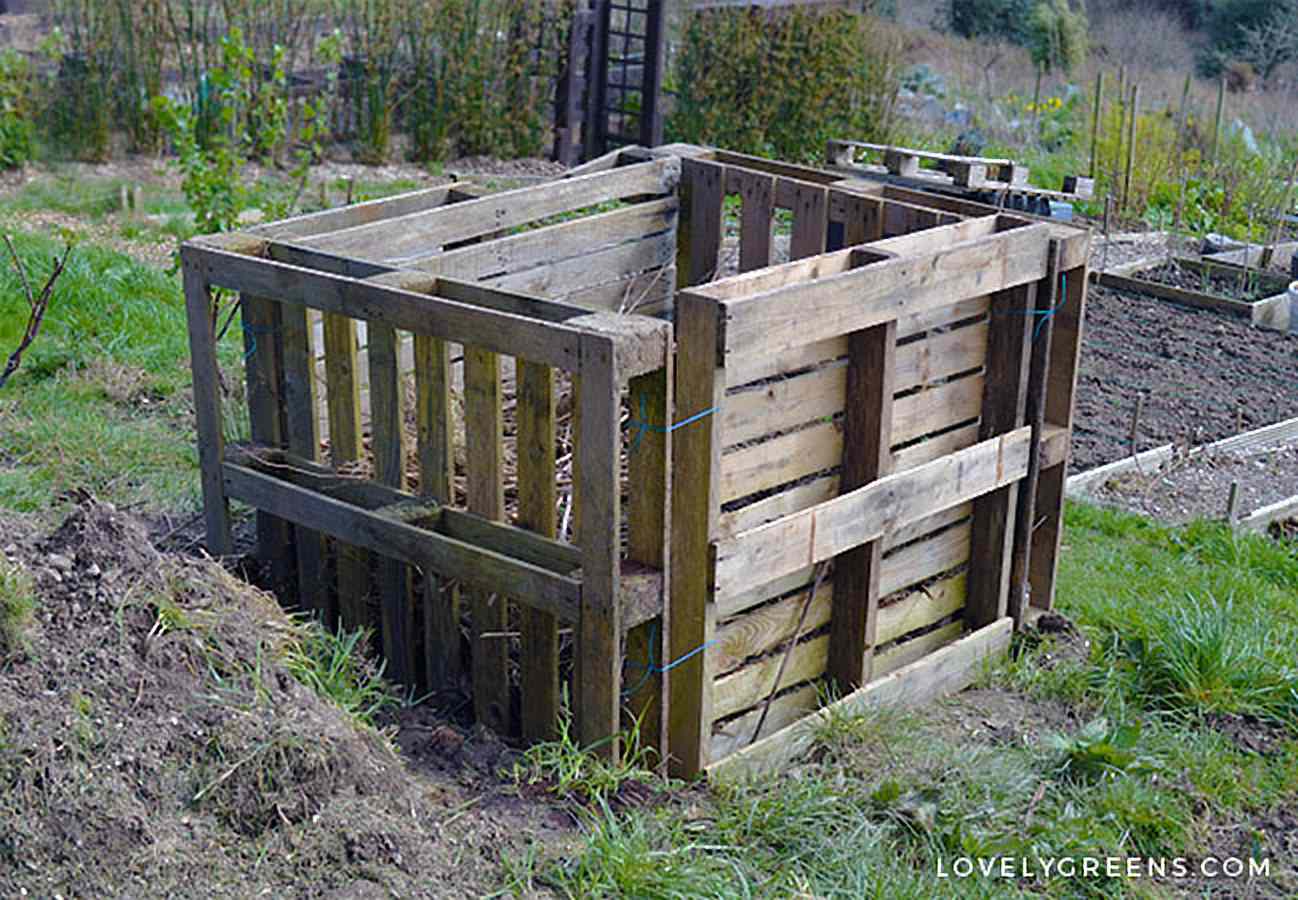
[554,0,666,164]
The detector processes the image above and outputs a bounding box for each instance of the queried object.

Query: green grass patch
[0,231,243,514]
[282,622,399,730]
[0,557,35,657]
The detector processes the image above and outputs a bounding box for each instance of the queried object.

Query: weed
[1045,717,1156,782]
[281,621,397,730]
[0,557,35,657]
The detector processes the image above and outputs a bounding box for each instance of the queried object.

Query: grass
[511,504,1298,898]
[0,230,247,515]
[0,556,35,657]
[282,622,399,730]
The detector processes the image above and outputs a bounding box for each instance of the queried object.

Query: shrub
[1027,0,1088,74]
[947,0,1035,44]
[0,51,35,170]
[668,7,902,163]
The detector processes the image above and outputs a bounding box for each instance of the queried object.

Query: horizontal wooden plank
[710,683,820,763]
[874,620,965,677]
[717,512,972,621]
[222,461,582,622]
[706,618,1013,780]
[721,324,988,446]
[719,374,985,503]
[713,633,828,720]
[717,224,1050,361]
[182,244,583,369]
[298,158,681,263]
[560,266,677,316]
[406,197,678,277]
[248,186,458,240]
[714,429,1029,601]
[725,296,990,388]
[710,572,966,675]
[488,230,676,298]
[1094,271,1253,318]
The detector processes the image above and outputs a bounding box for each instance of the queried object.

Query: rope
[621,620,718,699]
[626,393,719,451]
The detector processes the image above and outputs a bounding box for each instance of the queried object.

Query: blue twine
[621,620,718,699]
[626,393,719,451]
[242,323,278,361]
[1030,271,1069,341]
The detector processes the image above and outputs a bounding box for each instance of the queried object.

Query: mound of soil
[0,501,574,898]
[1071,284,1298,473]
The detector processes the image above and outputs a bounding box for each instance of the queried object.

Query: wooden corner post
[182,254,232,558]
[577,331,623,759]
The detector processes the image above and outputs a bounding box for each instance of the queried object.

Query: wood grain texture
[322,310,370,632]
[683,158,725,286]
[182,268,232,556]
[734,169,775,273]
[789,183,829,260]
[280,303,328,622]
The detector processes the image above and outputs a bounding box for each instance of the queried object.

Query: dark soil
[1070,283,1298,473]
[1093,443,1298,524]
[0,501,578,898]
[1139,261,1284,303]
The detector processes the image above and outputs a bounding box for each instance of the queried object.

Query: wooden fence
[181,143,1090,777]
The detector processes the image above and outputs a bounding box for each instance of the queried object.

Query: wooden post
[1089,70,1104,178]
[681,158,724,286]
[829,320,896,690]
[322,312,369,631]
[789,184,829,261]
[1009,242,1061,627]
[1123,83,1139,213]
[280,306,327,623]
[668,293,724,778]
[967,280,1036,628]
[577,333,622,759]
[414,334,460,691]
[624,341,673,764]
[1212,75,1226,166]
[736,171,775,273]
[182,263,232,557]
[464,345,509,735]
[518,358,560,744]
[242,294,295,601]
[370,322,415,686]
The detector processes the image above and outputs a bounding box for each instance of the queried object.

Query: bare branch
[0,237,74,391]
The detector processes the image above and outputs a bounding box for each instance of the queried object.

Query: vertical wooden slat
[1010,241,1061,626]
[789,183,828,260]
[465,345,509,735]
[737,171,775,273]
[577,333,622,759]
[415,334,460,690]
[683,158,725,285]
[370,322,415,685]
[518,359,560,743]
[280,305,328,623]
[829,320,896,690]
[967,281,1036,628]
[242,294,295,601]
[837,193,879,248]
[1031,257,1090,610]
[669,294,725,777]
[624,339,673,765]
[322,311,369,631]
[182,267,232,557]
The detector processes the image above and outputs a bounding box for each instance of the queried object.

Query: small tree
[1027,0,1088,74]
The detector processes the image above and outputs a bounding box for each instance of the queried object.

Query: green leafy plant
[1046,718,1156,782]
[282,621,398,729]
[0,52,34,171]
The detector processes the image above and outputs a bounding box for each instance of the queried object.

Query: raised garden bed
[1095,255,1293,333]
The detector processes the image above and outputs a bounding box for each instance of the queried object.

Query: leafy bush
[947,0,1035,44]
[668,7,902,163]
[0,51,35,170]
[1027,0,1088,74]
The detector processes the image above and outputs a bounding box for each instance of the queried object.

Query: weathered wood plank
[789,183,829,260]
[669,293,725,777]
[181,244,583,371]
[249,186,457,240]
[369,321,415,686]
[299,159,680,263]
[706,618,1013,781]
[280,303,327,622]
[967,281,1035,629]
[486,231,676,299]
[183,268,233,556]
[517,359,560,744]
[463,345,510,735]
[683,158,725,286]
[830,321,895,691]
[714,225,1050,360]
[322,311,370,632]
[734,170,775,273]
[624,348,673,764]
[220,461,581,621]
[714,428,1031,602]
[577,332,623,758]
[241,294,295,601]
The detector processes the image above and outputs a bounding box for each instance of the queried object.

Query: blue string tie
[626,393,719,451]
[622,620,718,698]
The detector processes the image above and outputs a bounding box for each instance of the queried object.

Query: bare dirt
[1140,261,1283,303]
[0,500,581,899]
[1070,282,1298,474]
[1093,443,1298,525]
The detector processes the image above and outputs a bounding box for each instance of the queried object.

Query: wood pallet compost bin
[181,143,1091,780]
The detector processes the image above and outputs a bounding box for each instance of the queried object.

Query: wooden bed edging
[705,618,1014,783]
[1094,269,1292,333]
